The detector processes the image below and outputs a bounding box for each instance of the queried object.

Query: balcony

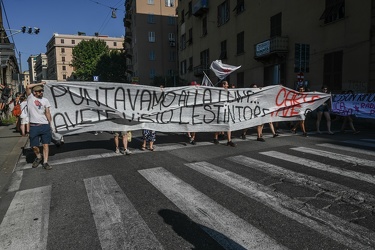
[254,36,288,60]
[193,65,209,76]
[192,0,208,17]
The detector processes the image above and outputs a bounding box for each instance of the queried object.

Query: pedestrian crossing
[1,139,375,249]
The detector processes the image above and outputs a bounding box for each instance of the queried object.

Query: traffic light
[34,27,40,34]
[27,27,32,34]
[21,26,26,33]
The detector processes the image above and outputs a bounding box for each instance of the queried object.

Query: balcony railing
[254,36,288,59]
[192,0,208,17]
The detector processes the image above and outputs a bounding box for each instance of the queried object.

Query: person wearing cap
[26,82,53,170]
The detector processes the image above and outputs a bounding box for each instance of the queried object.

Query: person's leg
[149,141,154,150]
[20,122,25,136]
[316,111,322,133]
[42,144,49,163]
[213,132,219,144]
[122,133,128,150]
[323,111,333,134]
[114,133,120,153]
[269,122,278,137]
[301,121,308,136]
[257,125,265,141]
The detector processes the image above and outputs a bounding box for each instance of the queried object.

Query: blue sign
[93,76,99,82]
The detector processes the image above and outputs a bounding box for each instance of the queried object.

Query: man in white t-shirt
[26,82,53,170]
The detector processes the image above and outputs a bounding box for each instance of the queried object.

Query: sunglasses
[35,90,44,93]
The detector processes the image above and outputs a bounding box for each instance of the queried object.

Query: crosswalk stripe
[185,161,375,250]
[291,147,375,167]
[228,155,375,212]
[317,143,375,157]
[139,167,287,250]
[342,140,375,148]
[7,170,23,193]
[260,151,375,185]
[0,186,51,250]
[84,175,163,250]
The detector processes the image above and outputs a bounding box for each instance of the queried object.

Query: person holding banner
[213,81,236,147]
[291,86,308,137]
[114,132,132,155]
[316,85,334,135]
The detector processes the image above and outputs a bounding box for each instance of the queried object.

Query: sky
[1,0,125,71]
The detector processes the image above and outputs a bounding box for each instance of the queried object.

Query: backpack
[12,104,21,117]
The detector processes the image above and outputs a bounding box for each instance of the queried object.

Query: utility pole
[18,51,22,92]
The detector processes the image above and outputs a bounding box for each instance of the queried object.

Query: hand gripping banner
[44,81,330,135]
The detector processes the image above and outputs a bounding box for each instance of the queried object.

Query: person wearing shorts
[26,82,53,170]
[114,131,132,155]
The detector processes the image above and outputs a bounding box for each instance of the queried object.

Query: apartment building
[124,0,179,85]
[22,70,30,90]
[35,53,48,82]
[27,55,37,83]
[45,33,124,81]
[177,0,374,93]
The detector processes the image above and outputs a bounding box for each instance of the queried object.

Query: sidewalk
[0,124,28,194]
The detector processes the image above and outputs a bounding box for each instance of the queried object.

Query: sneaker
[42,162,52,170]
[240,134,246,140]
[115,148,120,154]
[32,157,43,168]
[124,149,132,155]
[273,133,279,138]
[94,131,98,135]
[257,137,265,142]
[226,141,236,147]
[213,139,219,145]
[303,133,309,137]
[190,140,196,145]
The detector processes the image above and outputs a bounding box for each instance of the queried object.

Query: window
[167,69,174,76]
[237,72,244,88]
[202,16,207,36]
[148,31,155,42]
[148,14,155,23]
[62,57,66,62]
[270,13,282,37]
[168,16,176,25]
[62,66,66,71]
[61,48,65,53]
[165,0,175,7]
[320,0,345,24]
[233,0,245,15]
[220,40,227,59]
[217,0,230,26]
[181,10,185,23]
[323,51,343,90]
[149,50,156,61]
[61,39,64,44]
[181,34,186,50]
[294,44,310,73]
[63,75,67,80]
[169,51,176,61]
[168,33,175,41]
[188,28,193,45]
[180,60,187,75]
[72,40,75,45]
[113,42,117,46]
[188,57,193,71]
[188,1,192,17]
[148,0,154,4]
[236,31,244,54]
[200,49,209,70]
[149,69,155,79]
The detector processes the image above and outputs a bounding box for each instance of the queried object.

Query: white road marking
[228,155,375,211]
[342,140,375,148]
[317,143,375,157]
[84,175,163,250]
[0,186,51,250]
[186,161,375,250]
[7,171,23,193]
[260,151,375,185]
[291,147,375,167]
[139,167,287,250]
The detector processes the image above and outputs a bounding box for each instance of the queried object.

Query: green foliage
[70,39,109,81]
[95,50,127,83]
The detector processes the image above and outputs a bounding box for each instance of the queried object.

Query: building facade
[177,0,374,93]
[45,33,124,81]
[124,0,179,85]
[34,53,47,82]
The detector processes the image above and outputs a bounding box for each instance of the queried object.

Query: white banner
[44,82,330,135]
[331,93,375,118]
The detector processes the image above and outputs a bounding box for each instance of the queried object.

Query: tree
[95,50,127,82]
[70,39,109,81]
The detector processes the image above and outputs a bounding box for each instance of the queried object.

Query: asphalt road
[0,127,375,250]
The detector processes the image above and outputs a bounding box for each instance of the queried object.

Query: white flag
[201,71,214,86]
[210,60,241,80]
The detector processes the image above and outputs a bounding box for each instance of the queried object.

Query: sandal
[141,146,146,151]
[149,148,154,151]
